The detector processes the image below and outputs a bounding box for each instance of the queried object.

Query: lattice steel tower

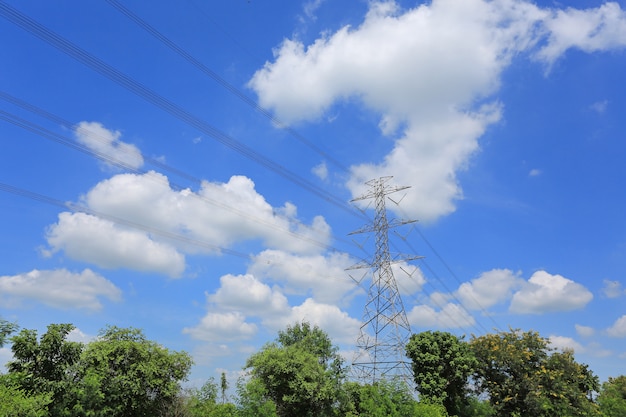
[348,176,420,385]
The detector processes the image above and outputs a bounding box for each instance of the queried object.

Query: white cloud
[249,249,357,304]
[44,172,334,277]
[456,268,522,310]
[607,315,626,338]
[407,303,476,329]
[549,335,584,353]
[312,161,328,180]
[0,269,121,310]
[575,324,595,338]
[529,168,542,177]
[590,100,609,114]
[602,279,623,298]
[208,273,289,316]
[81,172,331,255]
[509,270,593,314]
[74,121,143,170]
[536,3,626,65]
[67,328,96,344]
[266,298,361,344]
[183,311,257,342]
[249,0,626,222]
[45,212,186,278]
[0,347,12,372]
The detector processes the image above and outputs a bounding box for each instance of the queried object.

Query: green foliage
[0,317,18,347]
[470,328,599,417]
[220,371,229,404]
[186,378,219,417]
[462,396,495,417]
[235,376,277,417]
[342,379,445,417]
[244,322,344,417]
[597,375,626,417]
[406,331,476,416]
[0,374,51,417]
[74,325,193,417]
[7,323,83,416]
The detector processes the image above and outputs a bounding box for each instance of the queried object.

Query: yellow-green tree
[470,329,599,417]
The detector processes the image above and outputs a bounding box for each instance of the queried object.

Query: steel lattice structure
[348,177,421,385]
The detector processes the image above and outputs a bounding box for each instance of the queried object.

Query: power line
[0,2,360,219]
[0,181,372,296]
[105,0,349,174]
[0,105,356,256]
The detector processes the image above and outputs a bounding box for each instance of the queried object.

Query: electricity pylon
[348,176,421,385]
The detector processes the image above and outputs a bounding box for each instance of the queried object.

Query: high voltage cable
[104,0,349,174]
[0,90,202,185]
[1,2,486,333]
[0,182,251,259]
[0,181,373,295]
[0,106,358,256]
[0,2,361,220]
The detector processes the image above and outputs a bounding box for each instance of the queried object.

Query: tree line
[1,318,625,416]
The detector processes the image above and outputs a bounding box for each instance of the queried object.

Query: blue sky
[1,0,626,386]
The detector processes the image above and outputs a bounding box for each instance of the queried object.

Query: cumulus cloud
[44,172,333,277]
[74,121,143,170]
[407,303,476,329]
[249,249,357,304]
[0,269,121,310]
[456,268,522,310]
[509,270,593,314]
[602,279,623,298]
[208,273,289,316]
[549,335,584,353]
[265,298,361,343]
[82,172,331,255]
[575,324,595,338]
[312,161,328,180]
[607,315,626,338]
[536,3,626,65]
[249,0,626,221]
[183,311,257,342]
[45,212,186,278]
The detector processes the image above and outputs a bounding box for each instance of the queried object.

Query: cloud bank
[249,0,626,222]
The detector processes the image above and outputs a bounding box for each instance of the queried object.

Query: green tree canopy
[597,375,626,417]
[244,322,344,417]
[406,330,476,416]
[7,323,83,415]
[74,325,193,417]
[0,317,18,348]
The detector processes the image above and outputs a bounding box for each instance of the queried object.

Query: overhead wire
[0,102,360,257]
[0,181,373,295]
[0,2,362,220]
[0,2,493,335]
[104,0,350,174]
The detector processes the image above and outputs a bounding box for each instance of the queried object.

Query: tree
[470,328,599,417]
[0,317,18,347]
[597,375,626,417]
[7,323,83,416]
[406,331,476,416]
[220,371,229,404]
[342,379,448,417]
[0,374,51,417]
[74,326,192,417]
[244,322,344,417]
[235,376,277,417]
